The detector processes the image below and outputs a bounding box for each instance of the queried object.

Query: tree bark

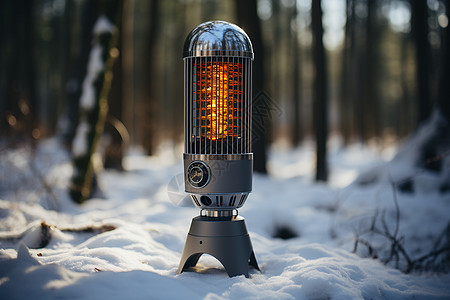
[104,0,126,170]
[141,0,160,155]
[399,33,413,137]
[363,0,378,139]
[339,0,354,143]
[292,1,302,147]
[354,1,366,143]
[62,0,100,147]
[70,12,120,203]
[438,0,450,121]
[312,0,328,182]
[411,0,432,126]
[0,0,37,138]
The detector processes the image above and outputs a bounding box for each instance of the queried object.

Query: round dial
[187,161,210,188]
[189,166,204,184]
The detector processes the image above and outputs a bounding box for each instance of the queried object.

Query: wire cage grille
[184,56,252,155]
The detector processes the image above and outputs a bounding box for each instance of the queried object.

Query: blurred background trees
[1,0,449,183]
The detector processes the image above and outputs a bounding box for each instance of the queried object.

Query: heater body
[179,21,259,278]
[183,21,253,215]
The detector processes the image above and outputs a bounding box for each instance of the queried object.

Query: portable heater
[177,21,259,277]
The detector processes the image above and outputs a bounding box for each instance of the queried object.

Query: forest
[1,0,449,182]
[0,0,450,299]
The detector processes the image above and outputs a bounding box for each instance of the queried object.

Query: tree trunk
[0,0,37,139]
[399,34,413,137]
[292,1,302,147]
[141,0,160,155]
[411,0,432,126]
[363,0,378,139]
[235,0,267,173]
[438,0,450,121]
[104,0,126,170]
[312,0,328,182]
[62,0,101,147]
[70,13,120,204]
[339,0,354,144]
[407,0,450,189]
[22,0,37,134]
[353,1,366,143]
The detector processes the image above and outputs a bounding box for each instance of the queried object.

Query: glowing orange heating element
[204,63,229,140]
[195,62,242,141]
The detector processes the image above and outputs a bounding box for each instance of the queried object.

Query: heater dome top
[183,21,253,59]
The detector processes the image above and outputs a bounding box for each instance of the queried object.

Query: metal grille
[185,56,252,155]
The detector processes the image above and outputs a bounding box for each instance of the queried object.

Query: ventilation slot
[238,194,247,206]
[215,196,224,207]
[228,195,237,206]
[191,195,200,207]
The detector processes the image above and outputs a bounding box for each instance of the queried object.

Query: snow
[1,135,450,299]
[72,121,90,157]
[79,44,104,110]
[79,16,115,111]
[93,15,116,35]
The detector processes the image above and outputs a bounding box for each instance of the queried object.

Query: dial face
[189,166,204,184]
[187,161,210,188]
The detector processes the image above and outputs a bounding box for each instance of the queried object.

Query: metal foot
[177,215,259,278]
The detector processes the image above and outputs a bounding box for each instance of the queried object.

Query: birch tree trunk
[70,16,119,204]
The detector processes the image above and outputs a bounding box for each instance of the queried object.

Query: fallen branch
[0,221,117,249]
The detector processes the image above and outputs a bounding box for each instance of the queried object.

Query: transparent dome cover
[183,21,253,59]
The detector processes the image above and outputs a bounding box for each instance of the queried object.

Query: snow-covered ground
[1,136,449,300]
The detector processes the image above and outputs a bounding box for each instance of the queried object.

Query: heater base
[177,215,259,278]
